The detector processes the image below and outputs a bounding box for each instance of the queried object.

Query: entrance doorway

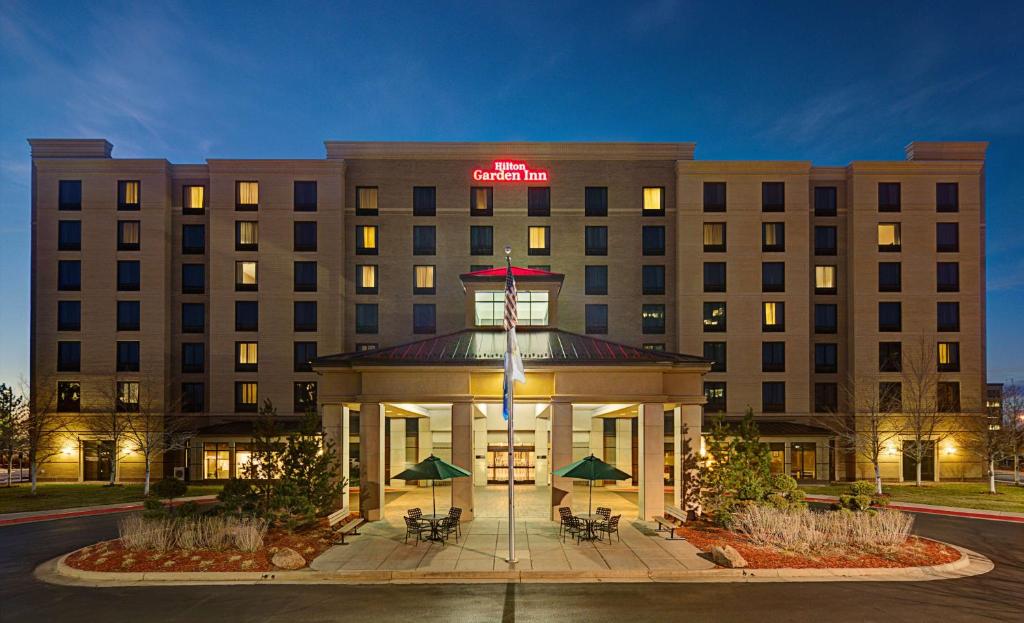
[487,445,535,483]
[82,440,114,481]
[790,442,817,480]
[902,440,936,481]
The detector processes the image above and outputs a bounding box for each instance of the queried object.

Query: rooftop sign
[472,160,549,182]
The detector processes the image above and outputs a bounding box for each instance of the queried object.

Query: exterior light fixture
[61,444,75,456]
[504,245,512,257]
[944,443,956,455]
[885,443,897,456]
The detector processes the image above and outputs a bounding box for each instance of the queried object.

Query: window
[116,341,139,372]
[937,262,960,292]
[58,381,80,412]
[704,382,726,413]
[642,187,664,215]
[181,263,205,294]
[815,303,837,333]
[356,304,379,333]
[412,225,436,255]
[235,261,258,291]
[235,382,258,412]
[762,222,785,252]
[356,187,378,215]
[471,187,493,215]
[703,342,726,372]
[814,186,837,216]
[412,186,436,216]
[294,221,317,252]
[879,382,902,412]
[815,265,837,294]
[585,304,608,334]
[936,223,959,252]
[936,182,959,212]
[814,226,837,255]
[183,185,205,213]
[762,262,785,292]
[294,342,317,372]
[762,382,785,412]
[879,342,902,372]
[236,181,259,210]
[182,303,204,333]
[815,383,838,413]
[413,265,435,294]
[703,182,726,212]
[413,304,436,334]
[118,220,140,251]
[703,223,726,252]
[877,223,901,252]
[116,260,140,292]
[878,302,902,332]
[58,180,81,211]
[938,382,961,412]
[762,302,784,332]
[235,342,258,372]
[235,301,258,331]
[470,226,493,255]
[642,226,665,255]
[878,182,901,212]
[117,180,140,210]
[356,343,377,351]
[643,343,665,351]
[585,265,607,295]
[58,220,81,250]
[356,265,378,294]
[294,382,317,413]
[642,304,666,334]
[117,381,139,412]
[528,226,550,255]
[585,226,608,255]
[476,291,549,327]
[703,262,726,292]
[528,187,550,216]
[762,341,785,372]
[878,262,901,292]
[181,383,204,413]
[57,260,80,290]
[294,301,317,332]
[117,301,140,331]
[181,224,204,254]
[204,442,229,479]
[762,182,785,212]
[290,261,317,292]
[642,265,665,295]
[58,301,80,331]
[585,187,608,216]
[703,302,726,332]
[815,343,837,373]
[57,341,80,371]
[182,342,204,373]
[294,181,317,211]
[937,302,960,332]
[938,342,960,372]
[235,221,258,251]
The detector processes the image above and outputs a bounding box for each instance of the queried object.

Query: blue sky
[1,0,1022,384]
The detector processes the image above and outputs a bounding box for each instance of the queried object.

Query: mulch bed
[673,520,961,569]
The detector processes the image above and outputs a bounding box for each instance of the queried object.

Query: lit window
[236,181,259,209]
[815,265,837,294]
[703,302,726,332]
[642,304,666,334]
[235,261,258,291]
[234,443,252,477]
[704,382,726,412]
[204,443,230,479]
[475,291,549,327]
[184,185,205,212]
[117,381,139,412]
[58,381,80,412]
[471,187,493,215]
[642,187,664,214]
[762,222,785,252]
[235,221,258,250]
[356,225,378,254]
[878,223,901,251]
[294,382,317,412]
[357,265,378,294]
[118,180,140,210]
[118,220,140,251]
[414,265,435,294]
[938,342,960,372]
[703,223,726,252]
[356,187,378,215]
[235,382,258,412]
[236,342,258,371]
[763,302,785,332]
[528,226,550,255]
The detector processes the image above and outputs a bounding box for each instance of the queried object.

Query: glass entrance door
[790,442,816,480]
[82,440,114,481]
[487,445,535,483]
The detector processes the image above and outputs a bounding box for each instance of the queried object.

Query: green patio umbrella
[553,454,631,515]
[392,454,472,516]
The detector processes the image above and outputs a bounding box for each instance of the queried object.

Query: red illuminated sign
[472,160,549,182]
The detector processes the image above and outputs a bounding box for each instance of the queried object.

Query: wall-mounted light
[885,443,898,456]
[944,443,956,455]
[61,444,75,456]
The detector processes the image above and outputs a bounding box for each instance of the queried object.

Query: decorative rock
[271,547,306,570]
[711,545,748,569]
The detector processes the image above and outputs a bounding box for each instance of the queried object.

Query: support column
[358,402,385,521]
[616,418,633,486]
[322,404,349,514]
[451,401,475,520]
[679,404,702,519]
[472,408,488,486]
[637,403,665,521]
[550,401,573,520]
[535,407,550,487]
[389,417,407,488]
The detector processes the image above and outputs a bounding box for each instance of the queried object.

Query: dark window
[412,225,436,255]
[294,342,317,372]
[528,187,551,216]
[470,226,493,255]
[879,342,902,372]
[235,301,258,331]
[761,262,785,292]
[814,186,837,216]
[528,226,550,255]
[704,182,726,212]
[703,302,726,332]
[585,265,607,295]
[235,382,258,412]
[938,382,961,412]
[182,224,204,254]
[413,186,436,216]
[937,302,960,332]
[294,382,317,413]
[117,260,140,291]
[704,382,726,413]
[703,222,726,252]
[762,341,785,372]
[938,342,960,372]
[642,304,666,334]
[815,343,837,373]
[878,262,901,292]
[117,180,140,210]
[294,301,317,332]
[181,383,204,413]
[762,382,786,412]
[936,223,959,252]
[57,341,80,371]
[585,304,608,334]
[642,226,665,255]
[470,187,493,216]
[762,222,785,252]
[182,264,205,294]
[356,304,378,334]
[293,181,317,211]
[181,303,204,333]
[814,226,837,255]
[355,187,378,215]
[235,181,259,211]
[936,183,959,212]
[57,260,80,290]
[117,301,140,331]
[814,383,838,413]
[58,301,80,331]
[703,262,726,292]
[294,261,317,292]
[413,303,436,334]
[294,221,317,252]
[642,265,665,295]
[182,342,204,373]
[762,302,785,332]
[469,264,492,272]
[585,187,608,216]
[762,182,785,212]
[118,220,140,251]
[880,382,902,412]
[58,221,81,250]
[878,182,901,212]
[879,302,902,332]
[58,381,80,412]
[235,221,258,251]
[528,265,549,271]
[116,341,139,372]
[937,262,960,292]
[815,304,837,334]
[585,226,608,255]
[183,185,205,213]
[58,180,81,211]
[703,342,726,372]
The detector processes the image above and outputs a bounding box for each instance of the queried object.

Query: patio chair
[437,516,459,544]
[562,515,586,544]
[447,506,463,537]
[557,507,574,538]
[595,514,621,543]
[596,507,612,520]
[404,515,429,545]
[407,507,430,527]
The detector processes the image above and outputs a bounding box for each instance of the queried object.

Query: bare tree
[1000,382,1024,486]
[93,381,135,486]
[123,378,190,496]
[901,337,953,486]
[23,377,72,494]
[962,403,1010,494]
[0,383,28,487]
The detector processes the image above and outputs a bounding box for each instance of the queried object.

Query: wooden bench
[664,505,688,523]
[328,509,365,545]
[653,516,681,539]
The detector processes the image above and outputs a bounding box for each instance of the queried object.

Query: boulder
[271,547,306,570]
[711,545,747,569]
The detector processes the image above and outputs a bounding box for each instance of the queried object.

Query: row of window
[699,222,961,255]
[698,301,961,334]
[696,261,960,294]
[49,379,317,414]
[179,341,318,374]
[701,340,961,375]
[55,180,319,213]
[703,380,963,414]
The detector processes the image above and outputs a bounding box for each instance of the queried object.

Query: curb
[803,495,1024,524]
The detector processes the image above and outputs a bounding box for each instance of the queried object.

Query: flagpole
[504,249,517,564]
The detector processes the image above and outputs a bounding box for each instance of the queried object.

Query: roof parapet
[325,141,696,161]
[905,141,988,162]
[28,139,113,159]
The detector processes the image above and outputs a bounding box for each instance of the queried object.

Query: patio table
[576,513,604,542]
[421,513,448,542]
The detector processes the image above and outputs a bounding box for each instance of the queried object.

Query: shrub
[118,514,269,552]
[151,478,188,513]
[731,505,914,555]
[849,480,876,497]
[218,478,257,516]
[835,481,887,512]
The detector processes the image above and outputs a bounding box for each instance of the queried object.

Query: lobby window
[936,223,959,252]
[762,222,785,252]
[235,341,258,372]
[762,341,785,372]
[703,182,726,212]
[181,383,204,413]
[878,302,902,332]
[235,261,258,291]
[57,341,80,371]
[182,303,205,333]
[815,343,838,373]
[294,382,317,413]
[528,187,551,216]
[294,342,317,372]
[585,265,608,295]
[814,186,837,216]
[703,341,726,372]
[117,301,140,331]
[236,181,259,211]
[183,185,205,213]
[642,304,665,334]
[878,182,901,212]
[235,382,258,412]
[879,341,902,372]
[585,226,608,255]
[118,220,141,251]
[356,265,378,294]
[938,342,960,372]
[878,262,901,292]
[204,443,229,478]
[877,223,901,252]
[58,220,81,251]
[182,224,204,254]
[703,302,726,332]
[356,187,378,215]
[814,226,837,255]
[117,382,140,412]
[182,264,205,294]
[815,265,837,295]
[642,226,665,255]
[703,262,726,292]
[294,181,317,211]
[642,265,665,295]
[762,302,785,332]
[528,226,550,255]
[762,382,786,413]
[58,381,80,412]
[182,342,204,373]
[704,382,726,413]
[703,223,726,252]
[814,383,838,413]
[470,226,493,255]
[355,225,378,255]
[294,221,317,252]
[936,183,959,212]
[414,265,436,295]
[815,304,837,334]
[58,260,80,290]
[761,262,785,292]
[413,303,436,334]
[762,182,785,212]
[585,187,608,216]
[356,304,379,334]
[117,180,140,210]
[585,304,608,334]
[235,221,258,251]
[937,262,960,292]
[880,382,902,412]
[117,260,140,291]
[58,180,81,211]
[938,382,961,412]
[471,187,493,216]
[235,301,258,331]
[413,186,436,216]
[412,225,436,255]
[294,261,317,292]
[294,301,317,332]
[58,301,80,331]
[642,186,665,216]
[937,302,960,332]
[476,291,548,327]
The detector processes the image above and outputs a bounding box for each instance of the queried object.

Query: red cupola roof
[460,266,563,279]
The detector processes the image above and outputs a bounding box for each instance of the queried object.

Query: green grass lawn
[0,483,223,515]
[799,482,1024,513]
